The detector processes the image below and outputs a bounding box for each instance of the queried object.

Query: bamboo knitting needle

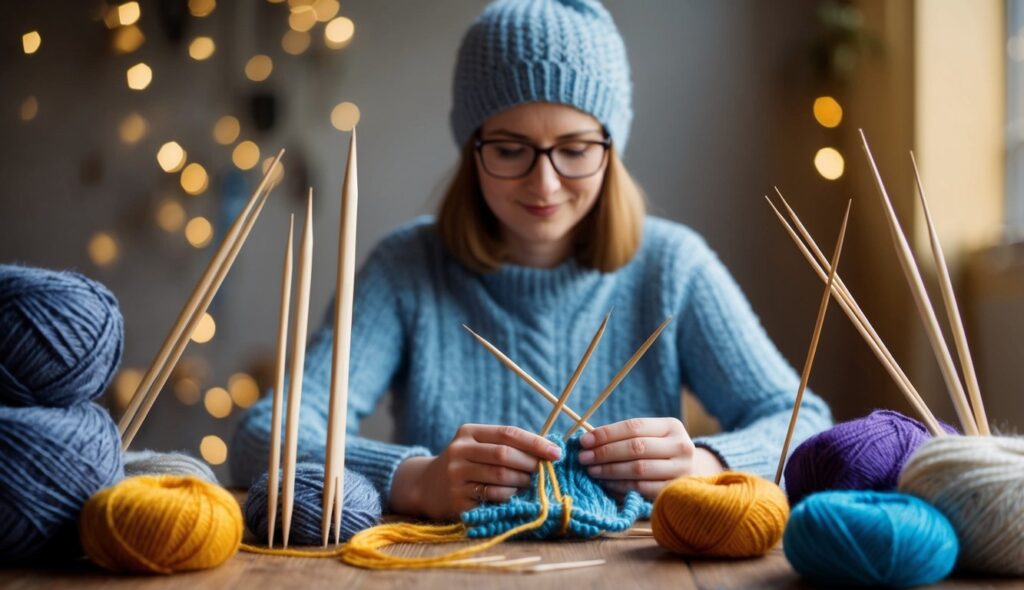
[463,325,596,432]
[282,190,315,548]
[119,149,284,446]
[858,130,978,435]
[765,195,945,436]
[267,215,294,548]
[323,128,359,546]
[564,316,673,440]
[538,310,611,437]
[775,201,851,485]
[909,151,990,435]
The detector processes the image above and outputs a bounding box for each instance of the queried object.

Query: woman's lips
[520,202,561,217]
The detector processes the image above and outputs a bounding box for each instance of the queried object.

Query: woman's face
[476,103,608,262]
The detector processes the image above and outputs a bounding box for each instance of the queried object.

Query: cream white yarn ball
[897,435,1024,575]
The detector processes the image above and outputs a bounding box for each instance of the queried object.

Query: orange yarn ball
[651,471,789,558]
[80,475,243,574]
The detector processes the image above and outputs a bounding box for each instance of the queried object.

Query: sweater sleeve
[230,241,431,502]
[678,249,833,480]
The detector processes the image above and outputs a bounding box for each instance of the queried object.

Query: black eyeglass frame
[473,135,613,180]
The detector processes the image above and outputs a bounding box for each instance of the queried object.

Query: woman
[232,0,831,520]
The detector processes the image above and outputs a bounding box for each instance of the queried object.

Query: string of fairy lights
[16,0,362,468]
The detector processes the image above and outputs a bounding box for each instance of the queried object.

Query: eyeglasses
[474,136,612,180]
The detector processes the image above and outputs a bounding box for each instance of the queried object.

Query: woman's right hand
[389,424,562,520]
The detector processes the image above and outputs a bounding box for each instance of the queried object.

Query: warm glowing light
[188,36,216,60]
[814,147,845,180]
[180,162,209,195]
[117,2,141,26]
[228,373,260,408]
[126,62,152,90]
[157,141,187,172]
[104,7,121,29]
[22,31,41,54]
[313,0,340,21]
[111,368,143,411]
[112,25,145,54]
[289,7,317,32]
[232,140,260,170]
[212,115,240,145]
[813,96,843,128]
[88,232,119,267]
[174,377,201,405]
[20,96,38,122]
[282,30,311,55]
[191,311,217,342]
[189,0,216,17]
[262,157,285,187]
[156,198,186,232]
[331,102,360,131]
[244,55,273,82]
[204,386,232,418]
[185,216,214,248]
[324,17,354,49]
[200,435,227,465]
[118,113,147,144]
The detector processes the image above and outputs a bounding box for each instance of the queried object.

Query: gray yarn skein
[123,450,219,484]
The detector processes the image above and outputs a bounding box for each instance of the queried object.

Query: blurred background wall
[1,0,1018,484]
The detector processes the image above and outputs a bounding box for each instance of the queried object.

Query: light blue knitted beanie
[450,0,633,152]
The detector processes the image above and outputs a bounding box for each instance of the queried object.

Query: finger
[586,458,685,481]
[461,461,534,488]
[471,425,561,460]
[580,418,682,449]
[601,479,667,499]
[577,436,685,465]
[462,442,542,472]
[464,482,519,504]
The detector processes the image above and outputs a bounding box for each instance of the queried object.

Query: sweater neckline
[479,257,602,308]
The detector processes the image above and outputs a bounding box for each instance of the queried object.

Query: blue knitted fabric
[450,0,633,150]
[462,434,651,539]
[231,216,833,504]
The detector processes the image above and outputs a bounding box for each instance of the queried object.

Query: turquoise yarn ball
[784,490,958,587]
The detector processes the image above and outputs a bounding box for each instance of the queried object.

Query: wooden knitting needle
[267,215,294,548]
[765,195,945,436]
[463,325,595,432]
[858,130,978,435]
[282,190,315,548]
[323,128,359,546]
[774,200,851,485]
[538,310,611,437]
[909,151,990,435]
[119,149,284,446]
[521,559,606,573]
[564,316,673,440]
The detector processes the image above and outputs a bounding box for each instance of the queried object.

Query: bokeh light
[232,140,260,170]
[118,113,147,144]
[189,36,216,60]
[245,55,273,82]
[22,31,41,54]
[262,156,285,187]
[204,387,232,418]
[20,96,38,122]
[191,311,217,343]
[282,30,311,55]
[324,17,354,49]
[185,217,214,248]
[200,435,227,465]
[117,2,141,26]
[313,0,340,21]
[174,377,201,405]
[112,25,145,54]
[88,232,119,267]
[156,198,186,232]
[289,7,317,32]
[189,0,216,18]
[180,162,209,195]
[111,368,143,413]
[126,62,152,90]
[813,96,843,128]
[228,373,260,408]
[212,115,240,145]
[814,147,845,180]
[157,141,187,172]
[331,102,360,131]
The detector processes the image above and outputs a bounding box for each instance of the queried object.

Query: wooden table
[4,527,1022,589]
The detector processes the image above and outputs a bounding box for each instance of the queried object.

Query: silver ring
[472,483,486,502]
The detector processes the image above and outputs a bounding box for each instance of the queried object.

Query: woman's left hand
[577,417,724,500]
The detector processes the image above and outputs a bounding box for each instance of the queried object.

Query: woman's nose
[524,152,562,197]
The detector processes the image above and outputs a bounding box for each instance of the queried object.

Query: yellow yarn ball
[651,471,789,558]
[80,475,243,574]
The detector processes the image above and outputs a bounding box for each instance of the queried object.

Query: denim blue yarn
[0,264,124,407]
[784,490,959,588]
[461,435,651,539]
[450,0,633,151]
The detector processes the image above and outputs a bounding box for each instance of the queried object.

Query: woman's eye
[557,145,590,158]
[495,145,527,158]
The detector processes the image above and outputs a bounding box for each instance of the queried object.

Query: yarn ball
[783,409,954,505]
[898,435,1024,575]
[784,490,959,587]
[651,471,789,558]
[244,463,382,545]
[461,435,651,539]
[0,402,124,563]
[124,450,219,484]
[0,264,124,407]
[80,475,243,574]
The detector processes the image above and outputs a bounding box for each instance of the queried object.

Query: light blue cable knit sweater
[231,216,832,501]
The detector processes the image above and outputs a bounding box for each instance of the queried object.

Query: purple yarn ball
[783,410,955,506]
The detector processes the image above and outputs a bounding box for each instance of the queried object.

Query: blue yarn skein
[0,402,125,562]
[461,434,652,539]
[784,490,959,588]
[244,463,382,545]
[0,265,124,407]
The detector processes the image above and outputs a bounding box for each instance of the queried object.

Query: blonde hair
[437,143,646,273]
